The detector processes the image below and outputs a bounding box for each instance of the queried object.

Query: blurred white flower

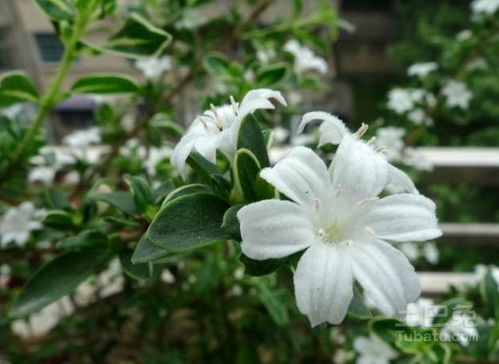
[63,127,101,147]
[11,297,74,339]
[228,285,243,297]
[442,80,472,109]
[440,311,478,346]
[456,29,473,41]
[233,267,244,280]
[0,202,43,247]
[466,58,488,72]
[64,170,80,185]
[0,264,10,288]
[290,133,316,146]
[284,40,328,74]
[98,259,124,298]
[399,242,419,262]
[161,269,176,284]
[387,88,425,114]
[474,264,499,288]
[175,8,208,29]
[407,62,438,78]
[239,137,441,326]
[408,108,433,126]
[256,47,276,64]
[272,126,289,143]
[172,89,286,177]
[471,0,499,15]
[135,56,173,79]
[405,298,437,327]
[28,165,56,185]
[403,148,433,172]
[375,127,405,161]
[354,334,398,364]
[145,147,171,176]
[333,349,354,364]
[423,241,439,264]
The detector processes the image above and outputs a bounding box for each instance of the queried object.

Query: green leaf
[231,148,273,202]
[10,248,110,317]
[347,286,372,319]
[35,0,75,21]
[240,254,283,277]
[43,210,77,229]
[163,184,211,205]
[480,267,498,317]
[71,74,139,95]
[119,248,151,280]
[58,230,107,251]
[147,192,230,253]
[204,53,231,76]
[93,191,139,215]
[186,152,220,180]
[0,72,39,108]
[221,204,243,240]
[256,63,287,86]
[131,235,169,264]
[236,116,270,168]
[125,175,153,212]
[102,14,172,58]
[44,188,72,211]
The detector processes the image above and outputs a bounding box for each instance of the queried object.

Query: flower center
[318,224,342,244]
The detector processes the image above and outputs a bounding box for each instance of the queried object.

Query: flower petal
[330,135,388,200]
[294,243,353,326]
[260,146,331,208]
[385,164,418,194]
[236,88,287,121]
[239,200,314,260]
[366,193,442,242]
[171,134,198,178]
[350,239,420,317]
[297,111,349,146]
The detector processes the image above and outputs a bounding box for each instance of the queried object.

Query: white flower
[374,127,405,161]
[405,298,438,328]
[456,30,473,42]
[172,89,286,177]
[354,334,398,364]
[403,148,433,172]
[175,8,208,29]
[399,242,419,262]
[135,56,173,79]
[440,311,478,346]
[64,170,80,185]
[471,0,499,15]
[28,166,56,184]
[333,349,354,364]
[297,112,418,194]
[0,202,43,247]
[256,47,276,64]
[98,259,124,298]
[63,127,101,147]
[284,40,328,74]
[442,80,472,109]
[423,241,439,264]
[161,269,176,284]
[387,89,415,114]
[474,264,499,288]
[145,147,171,176]
[0,264,10,288]
[408,109,433,126]
[407,62,438,78]
[272,126,289,143]
[11,297,74,339]
[238,136,442,326]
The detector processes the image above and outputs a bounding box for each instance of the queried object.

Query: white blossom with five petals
[238,135,442,326]
[172,89,286,177]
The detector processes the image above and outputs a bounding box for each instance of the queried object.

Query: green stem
[0,15,88,184]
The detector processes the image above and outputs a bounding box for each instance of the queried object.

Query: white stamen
[340,239,353,247]
[230,95,238,114]
[210,103,223,130]
[374,146,388,154]
[313,198,321,212]
[354,123,369,138]
[357,197,379,206]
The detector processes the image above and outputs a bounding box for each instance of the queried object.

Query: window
[34,33,63,62]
